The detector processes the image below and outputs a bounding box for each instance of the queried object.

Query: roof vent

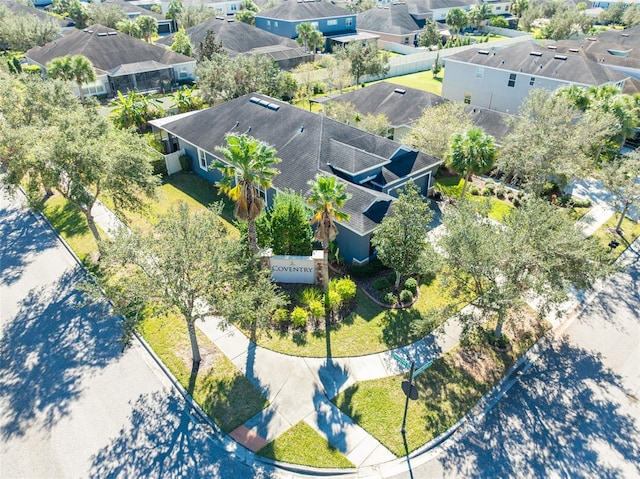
[216,16,225,20]
[108,31,117,36]
[394,88,406,94]
[98,32,108,36]
[234,120,239,127]
[569,48,579,53]
[554,54,567,60]
[621,33,629,37]
[529,51,542,57]
[227,19,234,22]
[87,30,93,34]
[300,125,304,132]
[478,49,490,55]
[245,126,252,133]
[587,37,597,41]
[547,45,557,50]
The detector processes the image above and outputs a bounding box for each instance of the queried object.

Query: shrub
[506,192,514,201]
[495,186,505,199]
[349,257,386,278]
[571,198,592,208]
[404,278,418,294]
[300,287,323,307]
[387,271,397,285]
[331,277,357,302]
[373,277,390,291]
[484,182,495,194]
[512,197,521,207]
[470,185,480,196]
[400,289,414,304]
[484,179,495,188]
[273,308,289,325]
[516,190,525,199]
[308,299,325,319]
[482,187,492,196]
[327,290,342,312]
[382,292,396,305]
[179,154,191,171]
[290,307,308,329]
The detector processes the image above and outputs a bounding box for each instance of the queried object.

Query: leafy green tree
[136,15,158,43]
[432,50,442,77]
[116,19,142,38]
[197,29,226,62]
[95,202,242,367]
[602,1,626,25]
[489,15,509,28]
[265,190,314,256]
[87,2,126,28]
[324,100,358,125]
[404,101,472,160]
[0,7,60,51]
[235,9,255,25]
[372,182,434,290]
[150,4,163,14]
[622,4,640,27]
[109,90,165,132]
[176,4,217,28]
[307,174,351,288]
[47,54,96,102]
[292,62,318,111]
[599,151,640,234]
[358,112,391,138]
[212,133,281,253]
[335,41,390,86]
[170,26,193,56]
[497,89,593,196]
[468,2,492,29]
[436,198,610,341]
[67,0,89,29]
[509,0,528,18]
[418,20,441,48]
[447,127,497,199]
[295,22,315,53]
[172,85,204,113]
[166,0,184,20]
[275,70,298,101]
[446,8,469,37]
[241,0,259,12]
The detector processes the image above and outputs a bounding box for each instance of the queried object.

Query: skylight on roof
[478,50,490,55]
[394,88,406,94]
[530,51,543,56]
[569,48,579,53]
[547,45,557,50]
[554,55,567,60]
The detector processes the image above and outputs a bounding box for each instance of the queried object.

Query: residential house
[25,24,196,97]
[315,81,512,143]
[441,40,630,113]
[156,17,313,69]
[99,0,176,34]
[356,3,423,46]
[254,0,357,51]
[0,0,73,31]
[402,0,511,24]
[149,93,442,264]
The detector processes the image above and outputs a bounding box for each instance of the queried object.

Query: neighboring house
[255,0,356,51]
[25,24,196,97]
[442,40,630,113]
[149,92,442,264]
[356,3,423,46]
[0,0,73,30]
[159,0,243,16]
[315,81,512,143]
[100,0,176,34]
[590,0,640,9]
[403,0,510,23]
[157,17,313,69]
[554,26,640,83]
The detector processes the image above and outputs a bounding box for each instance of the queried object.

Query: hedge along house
[149,93,442,264]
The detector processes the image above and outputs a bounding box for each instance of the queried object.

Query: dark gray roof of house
[447,41,629,86]
[0,0,72,27]
[102,0,167,21]
[257,0,352,21]
[463,105,512,142]
[152,93,441,233]
[156,16,303,57]
[356,3,422,35]
[318,81,446,127]
[25,24,194,74]
[405,0,471,14]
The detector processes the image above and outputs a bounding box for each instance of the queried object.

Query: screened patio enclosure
[108,61,175,94]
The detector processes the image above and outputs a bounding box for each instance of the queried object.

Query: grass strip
[258,421,354,469]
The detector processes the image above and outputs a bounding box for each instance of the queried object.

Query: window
[464,93,471,104]
[179,70,188,79]
[529,77,535,86]
[327,19,337,26]
[404,37,409,44]
[198,149,207,170]
[346,17,353,27]
[266,20,271,28]
[274,21,278,30]
[495,5,501,10]
[311,21,319,28]
[230,3,237,10]
[508,73,516,87]
[475,66,484,78]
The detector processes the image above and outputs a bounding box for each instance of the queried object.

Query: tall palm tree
[509,0,528,18]
[213,133,281,253]
[308,29,325,53]
[307,174,351,288]
[47,55,96,102]
[116,19,142,38]
[295,22,314,52]
[469,2,491,30]
[447,127,497,199]
[136,15,158,43]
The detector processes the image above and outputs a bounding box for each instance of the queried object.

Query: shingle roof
[405,0,470,14]
[257,0,352,21]
[25,24,194,74]
[447,41,629,86]
[463,105,512,142]
[100,0,166,21]
[156,17,303,57]
[152,93,440,233]
[0,0,72,27]
[357,3,422,35]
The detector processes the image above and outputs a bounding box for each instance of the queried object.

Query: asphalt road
[390,243,640,479]
[0,190,276,478]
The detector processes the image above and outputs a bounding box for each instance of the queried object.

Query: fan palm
[447,127,497,199]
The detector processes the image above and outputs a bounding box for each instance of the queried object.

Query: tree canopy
[335,41,390,86]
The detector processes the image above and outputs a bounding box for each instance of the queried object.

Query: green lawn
[258,421,354,468]
[435,176,514,221]
[375,71,444,96]
[139,309,269,433]
[591,213,640,261]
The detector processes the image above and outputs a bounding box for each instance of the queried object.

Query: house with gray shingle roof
[99,0,176,34]
[150,92,442,263]
[25,24,196,97]
[356,3,423,46]
[156,16,313,69]
[441,40,630,114]
[254,0,356,51]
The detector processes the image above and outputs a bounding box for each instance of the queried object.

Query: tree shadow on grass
[440,338,640,478]
[43,199,91,241]
[0,267,121,439]
[381,309,421,349]
[0,193,59,287]
[89,391,277,479]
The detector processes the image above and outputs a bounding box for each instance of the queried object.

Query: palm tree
[445,8,469,38]
[295,22,314,52]
[307,174,351,289]
[116,19,142,38]
[47,55,96,102]
[469,2,492,30]
[213,133,281,253]
[447,127,497,199]
[136,15,158,43]
[509,0,528,18]
[308,29,325,53]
